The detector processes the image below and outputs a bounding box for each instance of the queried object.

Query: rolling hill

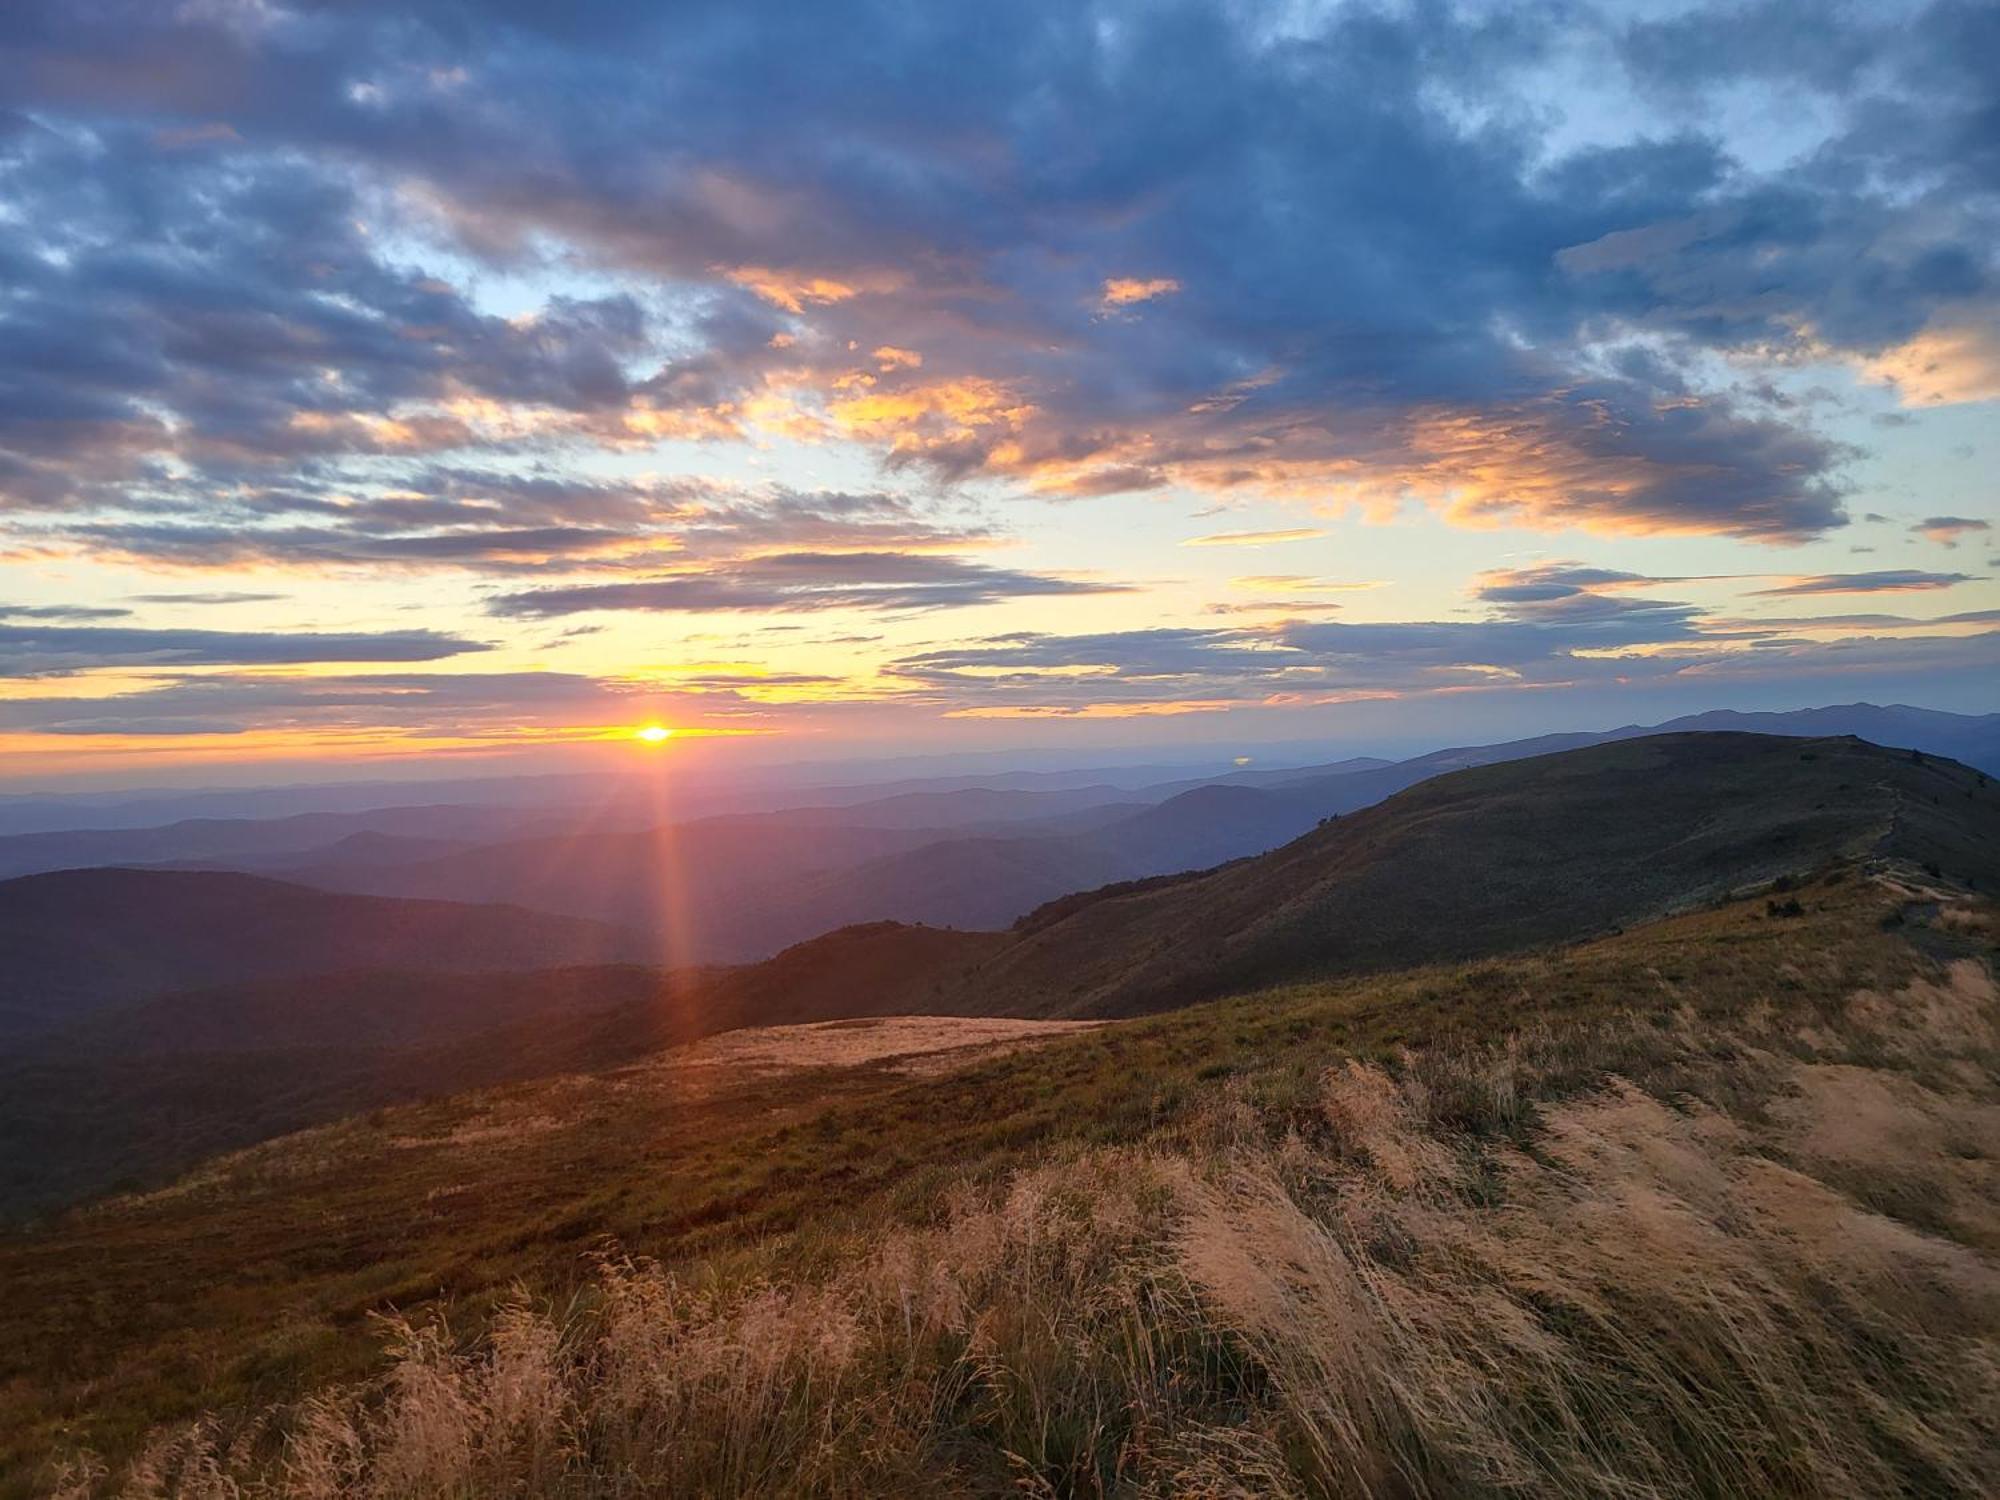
[4,852,1992,1496]
[273,752,1446,956]
[0,801,617,883]
[0,868,648,1041]
[258,706,2000,959]
[1652,702,2000,772]
[0,921,1004,1221]
[10,730,1992,1226]
[944,733,2000,1018]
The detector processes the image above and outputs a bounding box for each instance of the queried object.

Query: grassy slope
[0,923,1003,1224]
[8,732,1991,1226]
[953,732,2000,1018]
[4,863,1989,1493]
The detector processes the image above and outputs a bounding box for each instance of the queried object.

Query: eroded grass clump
[60,938,2000,1498]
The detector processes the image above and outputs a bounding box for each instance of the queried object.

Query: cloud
[885,545,2000,717]
[1183,529,1327,548]
[1858,314,2000,407]
[0,663,829,740]
[488,551,1129,617]
[1101,277,1181,309]
[0,623,490,678]
[886,613,2000,718]
[6,0,1984,550]
[124,592,291,606]
[1230,575,1385,593]
[1911,515,1993,547]
[0,669,625,738]
[0,0,1993,765]
[0,128,675,521]
[1711,608,2000,630]
[0,602,131,621]
[34,478,989,575]
[889,593,1711,705]
[1749,570,1980,596]
[1471,563,1698,604]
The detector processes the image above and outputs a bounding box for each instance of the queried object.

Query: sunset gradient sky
[1,0,1995,786]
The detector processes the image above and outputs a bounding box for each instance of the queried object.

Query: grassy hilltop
[3,732,1997,1496]
[5,865,1995,1496]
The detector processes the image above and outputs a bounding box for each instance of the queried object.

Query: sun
[634,724,674,745]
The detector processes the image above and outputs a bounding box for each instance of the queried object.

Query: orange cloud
[827,375,1036,463]
[948,698,1235,719]
[1101,276,1182,308]
[1183,528,1326,547]
[1912,516,1991,547]
[1231,574,1385,592]
[724,265,904,313]
[1857,312,2000,407]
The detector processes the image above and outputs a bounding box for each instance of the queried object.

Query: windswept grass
[38,870,2000,1497]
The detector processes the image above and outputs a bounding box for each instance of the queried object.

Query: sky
[0,0,1995,788]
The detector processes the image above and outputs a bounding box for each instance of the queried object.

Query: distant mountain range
[0,705,1992,976]
[4,726,1995,1222]
[269,703,2000,957]
[0,868,646,1042]
[939,731,2000,1018]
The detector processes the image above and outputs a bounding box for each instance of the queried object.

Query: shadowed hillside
[6,866,1993,1497]
[252,707,2000,959]
[0,921,1002,1222]
[0,869,648,1041]
[10,732,1993,1224]
[950,733,2000,1018]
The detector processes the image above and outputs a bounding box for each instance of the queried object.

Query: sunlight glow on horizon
[0,0,1992,783]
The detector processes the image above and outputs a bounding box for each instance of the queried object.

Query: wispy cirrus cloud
[0,670,651,739]
[124,592,291,606]
[1230,575,1386,593]
[488,552,1129,618]
[0,623,488,679]
[1183,529,1327,548]
[30,478,990,577]
[0,603,132,622]
[885,612,2000,719]
[1100,277,1181,309]
[1749,570,1980,597]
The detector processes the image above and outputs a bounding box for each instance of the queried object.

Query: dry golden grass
[650,1014,1108,1080]
[53,901,1999,1498]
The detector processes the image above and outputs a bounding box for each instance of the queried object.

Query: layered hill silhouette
[5,819,1993,1496]
[0,801,616,883]
[0,921,1004,1220]
[6,729,1995,1226]
[0,707,1987,972]
[945,733,2000,1018]
[259,704,2000,959]
[0,868,647,1041]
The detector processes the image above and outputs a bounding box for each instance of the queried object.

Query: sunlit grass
[13,869,1999,1496]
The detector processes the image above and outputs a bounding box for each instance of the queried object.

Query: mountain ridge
[937,732,2000,1018]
